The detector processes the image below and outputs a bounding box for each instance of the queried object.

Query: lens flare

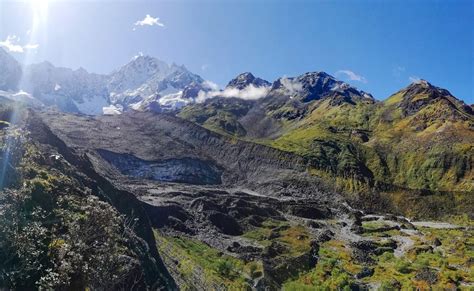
[31,0,49,15]
[0,0,49,189]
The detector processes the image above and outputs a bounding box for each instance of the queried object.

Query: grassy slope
[271,95,473,192]
[180,88,473,217]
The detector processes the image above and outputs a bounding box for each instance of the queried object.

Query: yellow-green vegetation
[181,83,474,215]
[369,226,473,290]
[361,220,390,231]
[266,88,474,218]
[377,189,474,220]
[242,219,312,257]
[283,240,362,290]
[284,217,474,290]
[154,230,261,290]
[178,98,252,137]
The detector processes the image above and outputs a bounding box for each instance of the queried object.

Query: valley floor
[155,211,474,290]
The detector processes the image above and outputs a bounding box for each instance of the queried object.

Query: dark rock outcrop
[226,72,270,89]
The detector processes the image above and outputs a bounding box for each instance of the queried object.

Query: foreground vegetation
[154,230,260,290]
[284,216,474,290]
[0,119,159,289]
[155,215,474,290]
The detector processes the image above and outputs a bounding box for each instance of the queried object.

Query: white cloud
[280,77,303,95]
[201,64,210,71]
[131,51,144,60]
[24,43,39,50]
[202,80,219,91]
[133,14,165,29]
[196,84,270,103]
[335,70,367,83]
[409,76,421,83]
[0,35,39,53]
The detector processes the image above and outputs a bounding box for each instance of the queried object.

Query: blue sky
[1,0,473,103]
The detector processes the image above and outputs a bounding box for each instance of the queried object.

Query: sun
[30,0,49,16]
[29,0,49,32]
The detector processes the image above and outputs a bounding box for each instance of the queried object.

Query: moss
[362,221,391,231]
[284,215,474,289]
[242,219,312,258]
[154,230,258,289]
[283,240,360,290]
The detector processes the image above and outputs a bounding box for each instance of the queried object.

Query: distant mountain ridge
[0,48,211,114]
[0,47,471,121]
[180,71,473,199]
[1,45,473,197]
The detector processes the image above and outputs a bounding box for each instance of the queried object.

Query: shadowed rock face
[33,110,338,200]
[97,149,223,185]
[226,72,270,90]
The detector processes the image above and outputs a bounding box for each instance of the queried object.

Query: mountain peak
[269,71,371,104]
[387,80,473,117]
[403,79,453,101]
[301,71,334,79]
[226,72,270,89]
[410,79,431,87]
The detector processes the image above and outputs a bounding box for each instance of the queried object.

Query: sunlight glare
[30,0,49,21]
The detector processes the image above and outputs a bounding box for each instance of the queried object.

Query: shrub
[395,260,412,274]
[215,259,236,279]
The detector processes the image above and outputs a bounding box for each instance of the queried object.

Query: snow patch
[103,104,123,115]
[159,91,190,110]
[73,95,109,115]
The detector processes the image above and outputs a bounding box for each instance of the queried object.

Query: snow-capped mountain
[0,48,22,91]
[0,49,375,116]
[107,55,206,111]
[22,62,109,114]
[3,52,210,115]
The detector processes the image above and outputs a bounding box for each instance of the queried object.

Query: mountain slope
[180,71,374,138]
[180,76,473,216]
[0,48,22,91]
[366,80,474,191]
[1,105,471,290]
[23,62,109,114]
[226,72,271,89]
